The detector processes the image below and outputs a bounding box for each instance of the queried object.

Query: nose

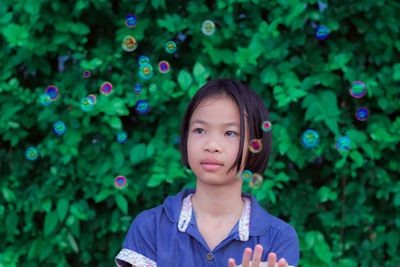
[204,142,222,152]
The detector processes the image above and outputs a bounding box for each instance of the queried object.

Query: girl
[115,78,299,267]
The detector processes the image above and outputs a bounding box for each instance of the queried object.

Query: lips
[200,158,223,171]
[200,158,223,165]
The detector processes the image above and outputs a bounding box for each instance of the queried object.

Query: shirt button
[206,252,214,261]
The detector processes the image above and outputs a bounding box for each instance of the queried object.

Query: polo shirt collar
[162,188,269,241]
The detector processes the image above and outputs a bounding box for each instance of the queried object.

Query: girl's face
[187,96,249,185]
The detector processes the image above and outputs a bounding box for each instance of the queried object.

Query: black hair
[179,78,272,175]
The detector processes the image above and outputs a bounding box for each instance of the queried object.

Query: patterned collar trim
[177,193,251,241]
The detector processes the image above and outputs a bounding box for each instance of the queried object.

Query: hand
[228,244,289,267]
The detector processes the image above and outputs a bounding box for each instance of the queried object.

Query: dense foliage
[1,0,399,266]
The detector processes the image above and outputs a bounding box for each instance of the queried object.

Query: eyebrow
[190,119,240,127]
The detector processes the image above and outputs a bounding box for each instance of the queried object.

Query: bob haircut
[179,78,272,175]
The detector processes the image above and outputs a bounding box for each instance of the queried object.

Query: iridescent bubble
[301,129,320,148]
[83,70,91,78]
[315,25,329,40]
[114,175,127,190]
[53,121,67,136]
[248,173,264,189]
[40,93,51,106]
[81,97,93,111]
[201,20,216,35]
[356,107,369,121]
[46,86,59,101]
[138,63,154,79]
[138,55,150,65]
[261,121,272,132]
[87,94,97,105]
[26,146,39,160]
[100,82,112,95]
[149,83,157,92]
[240,170,253,182]
[158,60,170,74]
[134,84,143,93]
[336,136,351,152]
[136,100,149,114]
[121,35,137,52]
[249,139,263,153]
[116,131,128,143]
[349,81,366,98]
[165,41,177,53]
[125,14,137,28]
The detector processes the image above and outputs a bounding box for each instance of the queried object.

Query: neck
[191,178,244,225]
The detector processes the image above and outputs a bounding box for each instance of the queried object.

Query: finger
[241,247,252,267]
[277,258,288,267]
[228,258,237,267]
[267,252,277,267]
[250,244,263,267]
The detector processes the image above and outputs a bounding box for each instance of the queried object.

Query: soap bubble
[125,14,137,28]
[249,139,263,153]
[202,20,216,35]
[40,93,52,106]
[116,131,128,143]
[149,83,157,92]
[83,70,90,78]
[158,60,170,74]
[81,97,93,111]
[356,107,369,121]
[87,94,96,105]
[26,146,39,160]
[136,100,149,114]
[315,25,329,40]
[100,82,112,95]
[138,63,154,79]
[134,84,143,93]
[138,55,150,65]
[336,136,351,152]
[240,170,253,182]
[121,36,137,52]
[248,173,264,189]
[349,81,366,98]
[165,41,177,53]
[46,86,59,101]
[53,121,67,136]
[261,121,272,132]
[114,175,127,190]
[301,129,320,148]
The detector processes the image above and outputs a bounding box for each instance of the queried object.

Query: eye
[226,131,238,137]
[193,128,205,134]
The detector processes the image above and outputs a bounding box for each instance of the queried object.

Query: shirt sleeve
[115,209,157,267]
[269,225,299,267]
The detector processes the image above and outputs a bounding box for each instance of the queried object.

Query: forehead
[190,97,240,124]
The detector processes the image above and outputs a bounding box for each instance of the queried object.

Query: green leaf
[68,231,79,253]
[193,62,210,83]
[70,22,90,35]
[393,63,400,81]
[115,195,128,214]
[94,189,112,203]
[350,150,364,167]
[5,210,18,236]
[147,173,165,187]
[177,69,193,90]
[56,199,69,222]
[324,117,339,135]
[2,187,15,202]
[108,116,122,130]
[260,66,278,85]
[129,143,147,165]
[44,211,59,236]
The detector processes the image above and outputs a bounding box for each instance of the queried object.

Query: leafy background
[1,0,399,266]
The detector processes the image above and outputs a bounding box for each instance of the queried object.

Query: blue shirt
[115,188,299,267]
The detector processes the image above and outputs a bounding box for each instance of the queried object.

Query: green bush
[1,0,399,266]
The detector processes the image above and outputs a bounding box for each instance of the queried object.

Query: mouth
[201,163,223,171]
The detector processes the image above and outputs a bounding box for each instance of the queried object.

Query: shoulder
[130,205,163,228]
